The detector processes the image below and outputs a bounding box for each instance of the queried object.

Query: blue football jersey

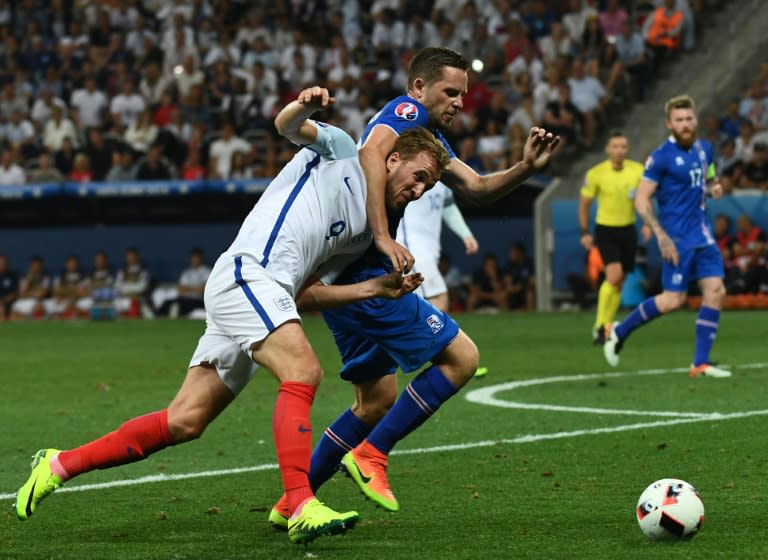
[642,137,716,248]
[358,95,457,159]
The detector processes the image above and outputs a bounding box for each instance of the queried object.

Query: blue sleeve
[432,129,458,159]
[306,121,358,160]
[642,148,665,185]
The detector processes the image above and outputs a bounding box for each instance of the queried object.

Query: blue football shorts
[661,243,724,292]
[322,292,460,384]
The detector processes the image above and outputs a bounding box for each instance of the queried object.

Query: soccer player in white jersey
[14,87,449,545]
[395,181,478,312]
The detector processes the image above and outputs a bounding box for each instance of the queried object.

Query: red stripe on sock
[273,381,316,514]
[57,409,174,480]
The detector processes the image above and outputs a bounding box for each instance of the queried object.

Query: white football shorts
[188,253,300,394]
[412,255,447,300]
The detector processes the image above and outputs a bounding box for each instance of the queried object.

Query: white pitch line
[0,363,768,500]
[465,362,768,417]
[3,407,767,502]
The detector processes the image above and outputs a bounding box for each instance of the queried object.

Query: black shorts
[595,224,637,272]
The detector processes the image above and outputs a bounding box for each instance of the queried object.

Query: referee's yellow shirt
[580,159,644,227]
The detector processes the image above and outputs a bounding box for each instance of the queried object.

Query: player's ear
[386,151,401,173]
[411,78,425,99]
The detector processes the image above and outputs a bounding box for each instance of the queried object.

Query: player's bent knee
[436,331,479,385]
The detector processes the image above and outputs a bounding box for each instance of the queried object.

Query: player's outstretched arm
[295,272,424,312]
[274,86,335,145]
[441,127,560,203]
[360,127,415,273]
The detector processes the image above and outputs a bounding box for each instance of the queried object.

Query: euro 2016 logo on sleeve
[426,314,444,334]
[273,296,295,312]
[394,102,418,121]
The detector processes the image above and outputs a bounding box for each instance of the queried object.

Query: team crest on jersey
[394,102,419,121]
[273,296,295,312]
[675,156,685,166]
[671,273,683,285]
[426,313,444,334]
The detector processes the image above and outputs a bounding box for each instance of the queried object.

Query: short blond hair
[391,127,451,172]
[665,95,696,118]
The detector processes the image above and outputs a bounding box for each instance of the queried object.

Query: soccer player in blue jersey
[360,47,554,274]
[603,95,732,378]
[266,49,560,524]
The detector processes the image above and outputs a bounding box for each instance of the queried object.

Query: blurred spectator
[568,58,608,148]
[506,44,544,88]
[69,153,93,183]
[5,109,37,158]
[209,121,250,179]
[507,93,537,163]
[0,254,19,321]
[31,87,67,130]
[43,255,87,319]
[643,0,684,67]
[731,214,767,293]
[124,107,159,154]
[136,143,174,181]
[372,8,406,54]
[153,90,177,129]
[344,90,376,142]
[614,20,649,102]
[155,247,211,318]
[599,0,629,40]
[734,120,757,163]
[106,147,138,182]
[739,142,768,190]
[503,242,535,310]
[54,136,76,176]
[543,82,581,151]
[84,127,115,181]
[487,0,520,46]
[738,84,768,131]
[27,152,65,184]
[438,253,468,312]
[70,76,108,130]
[720,97,745,140]
[534,66,562,123]
[477,118,508,172]
[562,0,598,44]
[229,150,254,180]
[43,105,77,152]
[77,250,116,319]
[716,138,743,193]
[702,114,728,153]
[457,136,485,174]
[466,253,507,312]
[0,82,27,121]
[114,246,151,318]
[538,21,573,67]
[110,79,146,131]
[522,0,556,42]
[10,255,49,320]
[180,148,206,180]
[139,61,170,106]
[404,13,439,51]
[0,149,26,185]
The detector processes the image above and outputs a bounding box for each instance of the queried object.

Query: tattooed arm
[635,178,679,266]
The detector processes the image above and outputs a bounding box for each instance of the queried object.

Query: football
[636,478,705,540]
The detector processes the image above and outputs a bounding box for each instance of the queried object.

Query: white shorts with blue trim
[188,253,300,394]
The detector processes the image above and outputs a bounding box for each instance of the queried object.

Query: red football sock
[55,409,174,481]
[273,381,316,515]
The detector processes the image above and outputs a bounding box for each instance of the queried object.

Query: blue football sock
[309,408,370,491]
[615,296,661,341]
[693,306,720,366]
[367,365,457,455]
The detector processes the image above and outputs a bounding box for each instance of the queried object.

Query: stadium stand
[0,0,765,318]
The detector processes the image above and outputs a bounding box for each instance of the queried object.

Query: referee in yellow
[579,131,650,344]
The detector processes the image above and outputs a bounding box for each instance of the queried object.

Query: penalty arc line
[2,408,767,502]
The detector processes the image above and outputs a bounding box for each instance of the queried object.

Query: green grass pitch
[1,310,766,559]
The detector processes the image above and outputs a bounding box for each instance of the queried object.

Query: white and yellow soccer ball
[636,478,705,540]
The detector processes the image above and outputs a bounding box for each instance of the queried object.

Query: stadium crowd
[0,0,722,186]
[3,0,766,320]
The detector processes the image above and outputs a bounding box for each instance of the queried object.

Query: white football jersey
[396,181,450,263]
[227,122,371,296]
